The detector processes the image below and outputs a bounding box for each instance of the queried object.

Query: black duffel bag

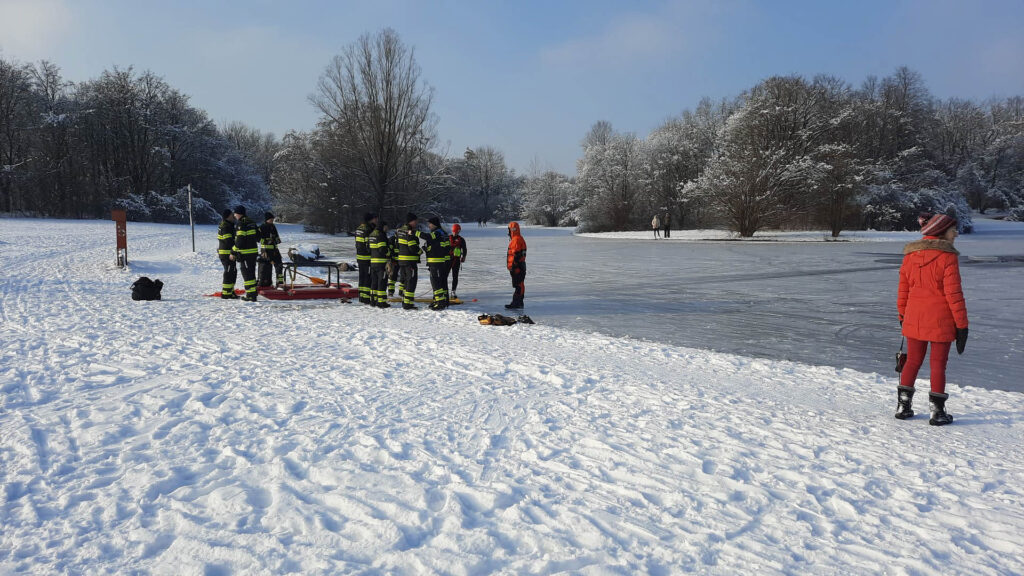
[131,277,163,301]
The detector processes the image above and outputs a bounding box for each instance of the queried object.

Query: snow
[1,218,1023,574]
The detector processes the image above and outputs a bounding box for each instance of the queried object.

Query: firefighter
[395,212,423,310]
[423,216,451,310]
[449,223,467,300]
[257,212,285,287]
[354,212,375,304]
[368,220,390,308]
[505,221,527,309]
[386,223,402,298]
[217,209,238,299]
[231,205,261,302]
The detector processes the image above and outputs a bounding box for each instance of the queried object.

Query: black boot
[929,392,953,426]
[894,385,915,420]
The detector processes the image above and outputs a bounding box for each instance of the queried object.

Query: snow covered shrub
[1007,206,1024,222]
[111,193,152,221]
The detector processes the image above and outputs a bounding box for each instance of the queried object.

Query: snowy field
[1,218,1023,574]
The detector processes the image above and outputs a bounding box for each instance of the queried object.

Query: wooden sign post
[112,209,128,267]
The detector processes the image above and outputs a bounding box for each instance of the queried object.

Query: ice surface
[0,218,1022,574]
[324,219,1024,393]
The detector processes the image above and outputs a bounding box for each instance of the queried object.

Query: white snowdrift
[0,219,1021,575]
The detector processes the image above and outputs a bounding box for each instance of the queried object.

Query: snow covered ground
[1,218,1023,574]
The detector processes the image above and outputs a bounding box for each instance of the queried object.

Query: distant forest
[3,31,1023,235]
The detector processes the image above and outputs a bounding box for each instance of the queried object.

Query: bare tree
[311,28,437,216]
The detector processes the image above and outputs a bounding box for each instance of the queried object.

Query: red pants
[899,337,951,394]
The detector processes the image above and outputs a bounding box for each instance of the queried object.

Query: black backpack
[131,277,163,301]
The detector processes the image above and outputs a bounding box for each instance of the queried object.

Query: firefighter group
[218,207,527,309]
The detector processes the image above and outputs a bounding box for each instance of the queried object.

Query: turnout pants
[510,266,525,306]
[370,264,388,306]
[220,255,237,295]
[387,261,401,295]
[258,249,284,287]
[428,263,449,306]
[358,259,371,303]
[238,255,258,300]
[399,265,418,306]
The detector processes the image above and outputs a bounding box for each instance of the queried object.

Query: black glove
[955,327,969,355]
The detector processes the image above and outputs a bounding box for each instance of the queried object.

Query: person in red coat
[895,213,969,426]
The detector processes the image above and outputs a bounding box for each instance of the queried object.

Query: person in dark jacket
[258,212,285,287]
[395,213,423,310]
[663,212,671,238]
[895,213,969,426]
[217,209,238,299]
[448,223,467,299]
[423,217,451,310]
[386,224,402,297]
[231,205,261,301]
[355,213,375,304]
[368,220,390,308]
[505,221,527,309]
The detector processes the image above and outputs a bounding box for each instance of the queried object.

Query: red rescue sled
[257,282,359,300]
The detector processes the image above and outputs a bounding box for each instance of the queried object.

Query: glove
[955,327,968,355]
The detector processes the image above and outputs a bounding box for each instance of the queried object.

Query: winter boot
[894,385,915,420]
[929,392,953,426]
[221,292,239,300]
[403,303,418,310]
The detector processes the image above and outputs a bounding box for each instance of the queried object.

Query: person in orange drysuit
[505,222,527,309]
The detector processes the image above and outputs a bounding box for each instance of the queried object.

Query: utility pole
[188,184,195,252]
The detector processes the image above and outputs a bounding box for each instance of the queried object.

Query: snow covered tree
[576,123,648,232]
[310,28,438,218]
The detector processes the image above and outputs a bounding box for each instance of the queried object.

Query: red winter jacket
[897,237,968,343]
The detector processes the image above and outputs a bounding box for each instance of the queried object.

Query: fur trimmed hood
[903,238,959,256]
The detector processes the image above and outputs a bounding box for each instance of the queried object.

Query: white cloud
[0,0,73,61]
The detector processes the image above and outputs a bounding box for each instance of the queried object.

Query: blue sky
[2,0,1022,174]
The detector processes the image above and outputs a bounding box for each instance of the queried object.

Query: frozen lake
[321,218,1024,393]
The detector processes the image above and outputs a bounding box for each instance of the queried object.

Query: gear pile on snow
[478,314,533,326]
[131,277,163,301]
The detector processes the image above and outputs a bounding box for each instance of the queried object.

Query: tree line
[536,67,1024,235]
[5,32,1023,236]
[0,58,274,223]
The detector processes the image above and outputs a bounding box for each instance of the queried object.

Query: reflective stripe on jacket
[450,235,467,260]
[233,216,260,255]
[259,222,282,251]
[395,225,422,263]
[423,229,451,264]
[217,219,235,255]
[368,227,389,265]
[355,222,373,261]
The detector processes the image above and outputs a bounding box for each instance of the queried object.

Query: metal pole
[188,184,195,252]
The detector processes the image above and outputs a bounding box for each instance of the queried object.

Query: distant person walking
[894,213,969,426]
[651,214,661,239]
[663,212,671,238]
[505,222,527,309]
